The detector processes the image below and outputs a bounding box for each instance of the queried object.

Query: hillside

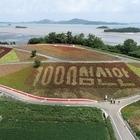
[0,45,140,100]
[0,18,127,25]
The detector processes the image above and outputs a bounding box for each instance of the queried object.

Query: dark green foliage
[27,31,140,60]
[28,37,43,44]
[0,41,16,45]
[0,120,108,140]
[104,27,140,33]
[0,41,9,45]
[27,31,105,49]
[128,50,140,58]
[0,100,116,140]
[34,59,41,68]
[122,39,137,54]
[31,50,37,57]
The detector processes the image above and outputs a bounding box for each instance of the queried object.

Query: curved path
[0,84,139,140]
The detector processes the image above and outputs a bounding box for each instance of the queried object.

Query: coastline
[0,24,140,45]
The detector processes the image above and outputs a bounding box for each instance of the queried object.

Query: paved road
[0,85,139,140]
[1,45,140,139]
[92,95,140,140]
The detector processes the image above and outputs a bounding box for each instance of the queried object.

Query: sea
[0,23,140,45]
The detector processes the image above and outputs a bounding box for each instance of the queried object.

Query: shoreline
[0,24,140,45]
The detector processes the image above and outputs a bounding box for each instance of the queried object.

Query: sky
[0,0,140,23]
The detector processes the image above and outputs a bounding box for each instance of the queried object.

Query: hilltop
[0,18,127,25]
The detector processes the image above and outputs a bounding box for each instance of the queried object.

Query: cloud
[55,0,93,13]
[0,0,140,22]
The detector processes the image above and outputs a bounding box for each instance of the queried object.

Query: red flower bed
[0,46,12,58]
[26,62,140,89]
[17,44,120,61]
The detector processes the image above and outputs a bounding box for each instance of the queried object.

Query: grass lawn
[0,99,116,140]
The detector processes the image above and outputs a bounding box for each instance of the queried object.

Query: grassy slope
[121,100,140,139]
[126,63,140,77]
[0,100,116,140]
[0,65,33,91]
[0,50,19,63]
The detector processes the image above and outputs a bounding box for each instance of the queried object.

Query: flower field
[26,62,140,89]
[0,44,140,100]
[27,61,140,99]
[0,46,48,63]
[16,44,120,61]
[0,46,12,58]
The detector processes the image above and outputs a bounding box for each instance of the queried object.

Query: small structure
[104,95,108,101]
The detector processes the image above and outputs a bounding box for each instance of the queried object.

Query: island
[15,26,28,29]
[104,27,140,33]
[97,26,109,29]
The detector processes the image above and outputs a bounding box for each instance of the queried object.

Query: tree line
[27,31,140,59]
[0,41,16,45]
[104,27,140,33]
[28,31,104,49]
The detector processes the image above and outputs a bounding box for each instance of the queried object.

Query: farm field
[0,99,116,140]
[15,44,121,61]
[121,100,140,139]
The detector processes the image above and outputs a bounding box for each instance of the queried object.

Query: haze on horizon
[0,0,140,23]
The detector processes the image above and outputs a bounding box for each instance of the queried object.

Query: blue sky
[0,0,140,22]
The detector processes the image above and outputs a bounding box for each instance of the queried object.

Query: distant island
[97,26,109,29]
[15,26,28,29]
[0,18,128,25]
[104,27,140,33]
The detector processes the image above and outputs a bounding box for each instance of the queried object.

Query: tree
[28,38,40,44]
[31,50,37,57]
[93,37,104,49]
[56,33,67,43]
[34,60,41,68]
[122,39,137,54]
[73,33,85,45]
[66,31,73,44]
[86,34,96,47]
[48,32,56,43]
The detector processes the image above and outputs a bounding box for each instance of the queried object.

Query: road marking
[109,113,123,140]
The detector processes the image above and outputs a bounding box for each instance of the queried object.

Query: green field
[0,50,19,63]
[121,100,140,139]
[0,99,116,140]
